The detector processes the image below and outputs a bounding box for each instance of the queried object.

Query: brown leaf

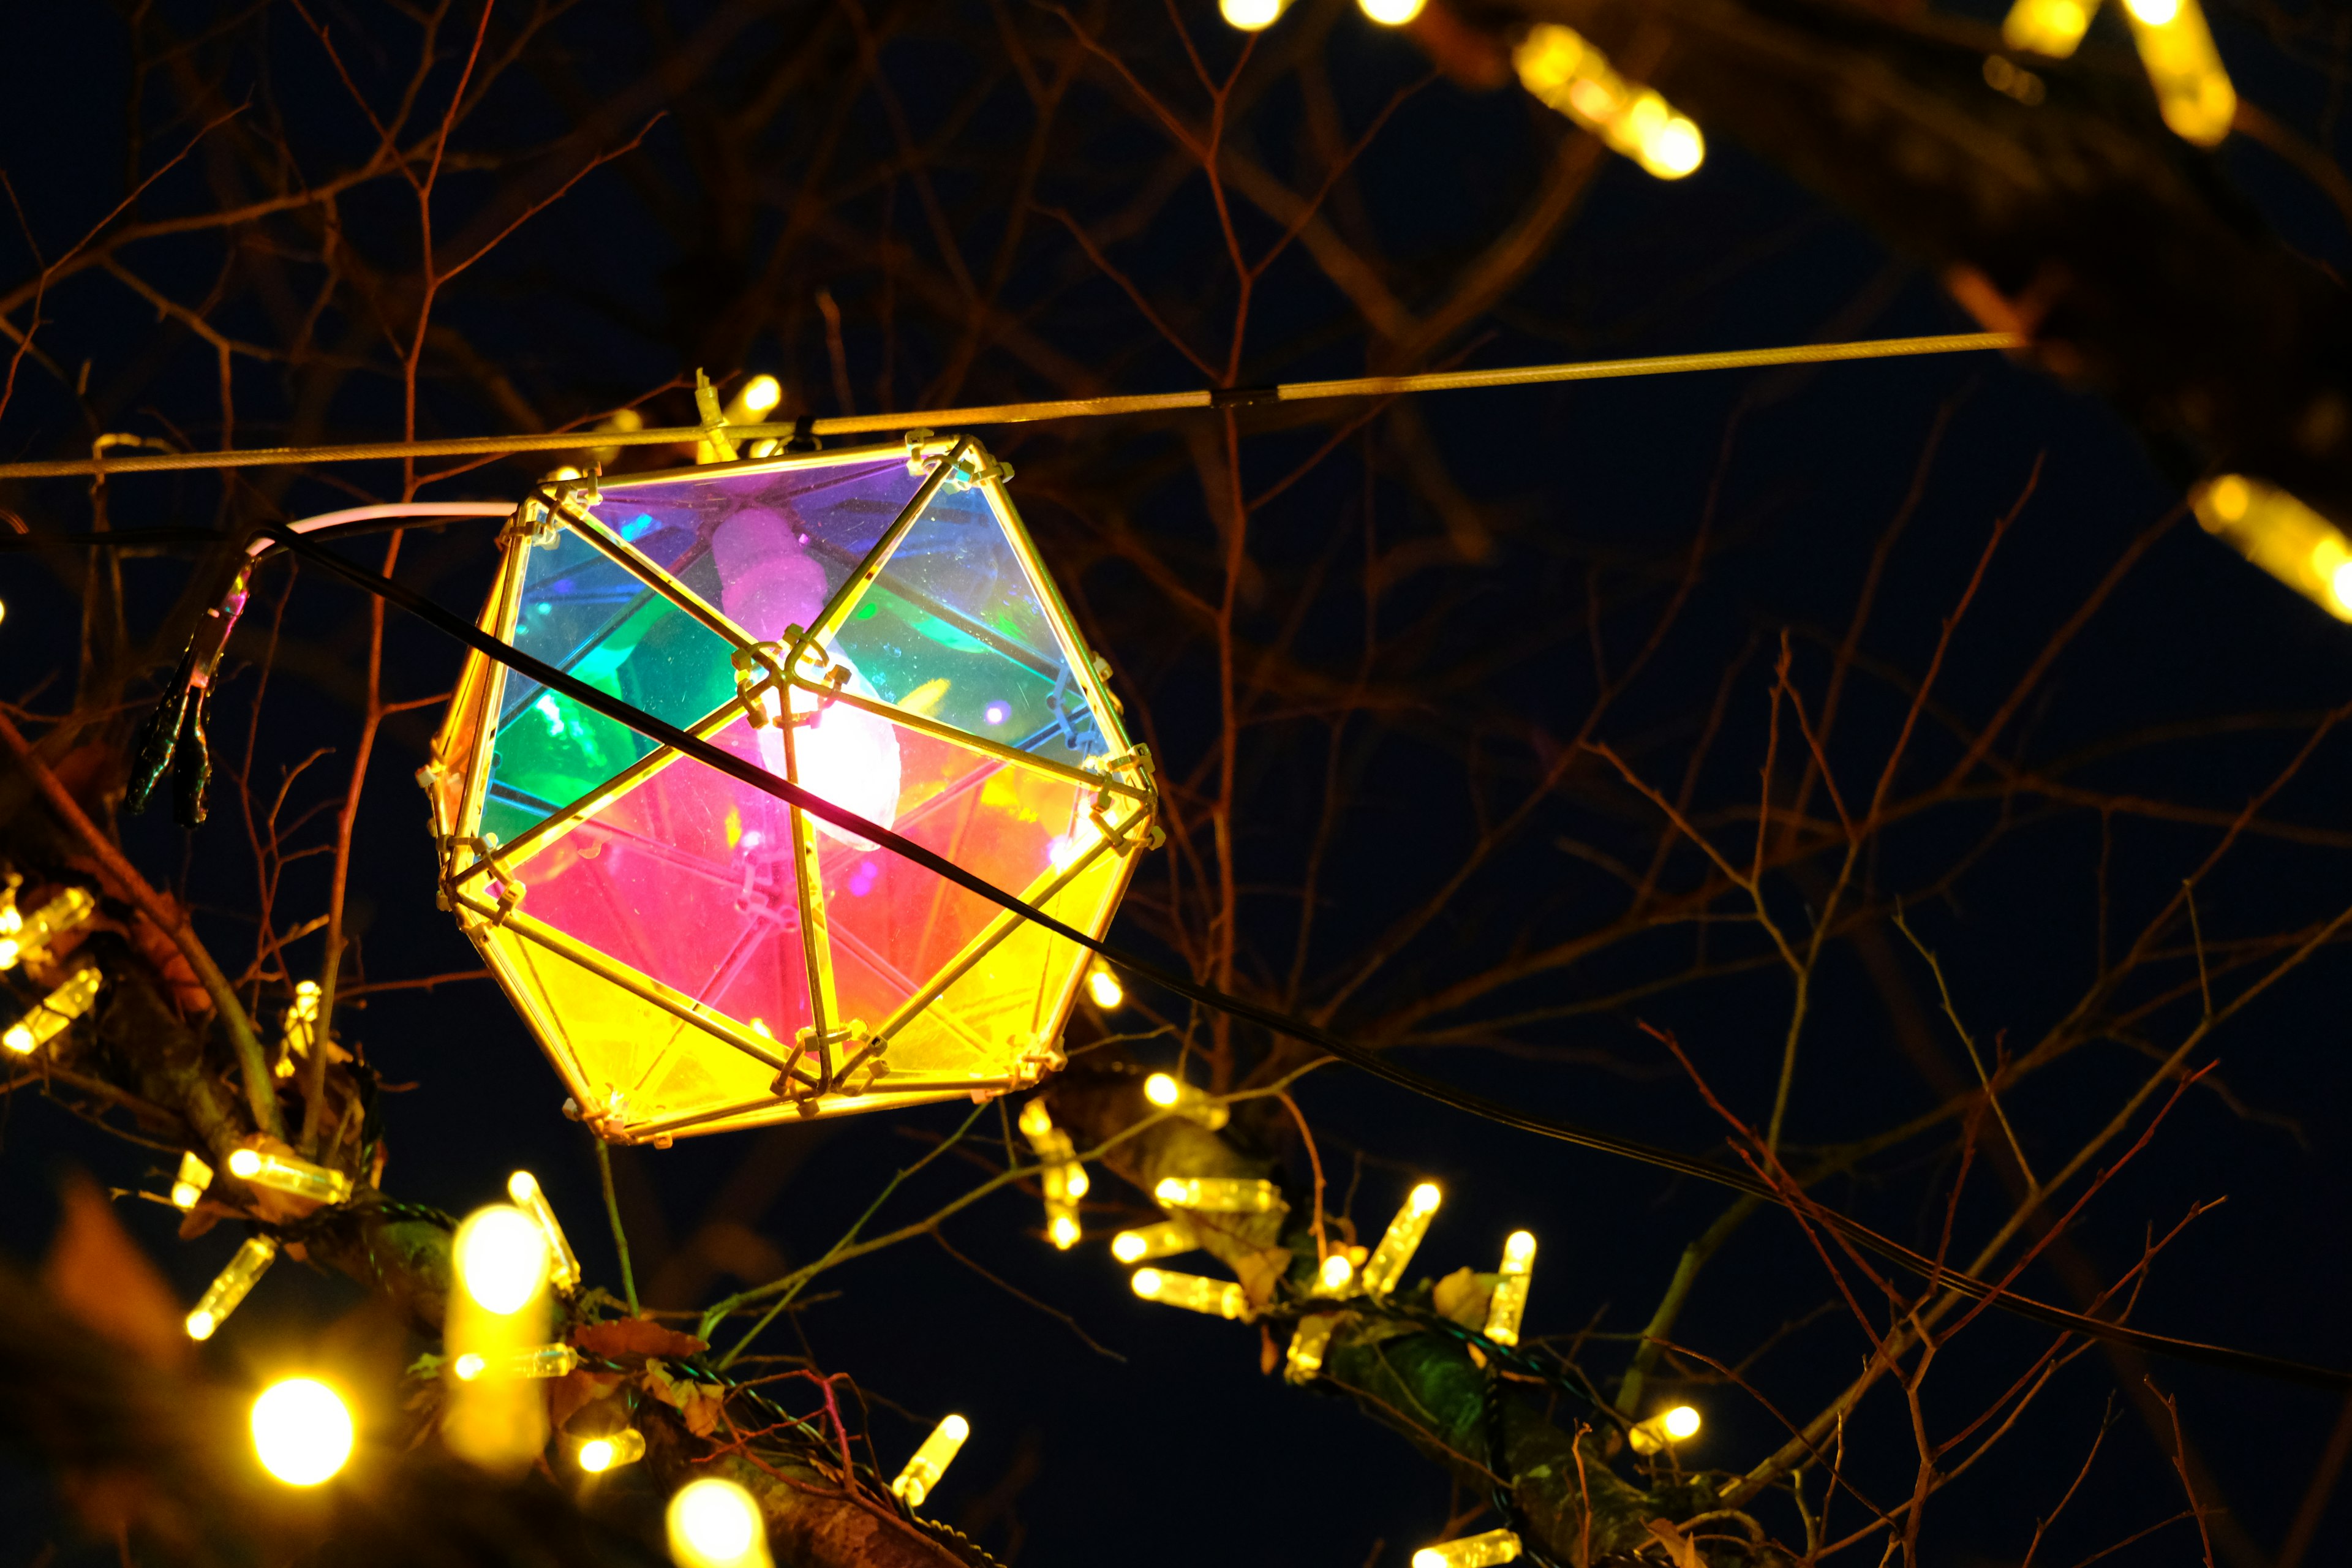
[1432,1266,1493,1328]
[1644,1518,1703,1568]
[643,1359,726,1437]
[574,1316,709,1360]
[549,1369,622,1432]
[43,1175,191,1372]
[1232,1245,1293,1312]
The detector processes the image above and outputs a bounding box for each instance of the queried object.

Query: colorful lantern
[423,435,1158,1142]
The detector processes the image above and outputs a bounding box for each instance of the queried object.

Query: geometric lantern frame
[422,434,1157,1144]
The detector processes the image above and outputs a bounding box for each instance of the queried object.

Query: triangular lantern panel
[587,454,932,646]
[481,529,738,846]
[826,484,1112,769]
[507,716,818,1053]
[880,841,1133,1079]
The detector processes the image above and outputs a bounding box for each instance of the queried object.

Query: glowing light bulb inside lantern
[1629,1404,1702,1454]
[1221,0,1286,29]
[251,1378,355,1487]
[1412,1528,1523,1568]
[891,1414,971,1507]
[669,1477,774,1568]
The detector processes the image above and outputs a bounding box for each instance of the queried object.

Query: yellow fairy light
[726,374,783,424]
[1360,1182,1442,1297]
[2191,475,2352,621]
[1131,1267,1248,1319]
[891,1413,971,1507]
[668,1477,774,1568]
[1483,1231,1536,1348]
[1283,1252,1359,1382]
[0,885,94,972]
[450,1343,578,1381]
[186,1235,279,1340]
[274,979,320,1079]
[2002,0,2096,56]
[1220,0,1286,29]
[1153,1175,1282,1213]
[1110,1218,1198,1264]
[445,1203,554,1471]
[3,962,101,1055]
[170,1150,214,1211]
[507,1170,583,1292]
[1629,1404,1703,1454]
[2123,0,2235,145]
[250,1378,355,1487]
[1085,966,1125,1009]
[579,1428,647,1472]
[1143,1072,1229,1131]
[1360,0,1425,23]
[1412,1528,1522,1568]
[1018,1099,1088,1248]
[225,1144,353,1205]
[1514,25,1705,181]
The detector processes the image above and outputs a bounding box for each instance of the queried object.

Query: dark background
[2,3,2349,1566]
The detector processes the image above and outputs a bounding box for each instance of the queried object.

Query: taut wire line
[0,331,2022,481]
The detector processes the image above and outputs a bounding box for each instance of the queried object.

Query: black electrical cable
[252,521,2352,1394]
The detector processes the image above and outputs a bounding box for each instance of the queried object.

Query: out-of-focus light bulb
[668,1477,773,1568]
[1412,1528,1522,1568]
[186,1235,278,1340]
[2191,475,2352,623]
[733,375,783,420]
[1144,1072,1230,1130]
[1629,1404,1703,1453]
[1110,1218,1197,1264]
[1359,0,1424,23]
[1086,966,1124,1009]
[746,655,901,849]
[1360,1182,1441,1297]
[450,1344,578,1381]
[0,886,95,972]
[1154,1175,1283,1213]
[455,1204,550,1315]
[2121,0,2234,144]
[1484,1231,1536,1348]
[170,1150,214,1211]
[3,962,100,1054]
[251,1378,354,1486]
[2003,0,2095,57]
[891,1414,971,1507]
[451,1353,488,1381]
[579,1428,647,1472]
[1284,1250,1360,1382]
[1639,115,1705,179]
[1018,1099,1087,1247]
[1049,1213,1081,1250]
[225,1145,353,1205]
[1131,1267,1248,1319]
[1514,24,1706,182]
[507,1170,582,1292]
[1318,1253,1355,1293]
[1221,0,1286,29]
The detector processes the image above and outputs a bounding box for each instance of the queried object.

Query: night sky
[2,4,2349,1566]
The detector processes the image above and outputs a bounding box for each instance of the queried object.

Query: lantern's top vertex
[424,437,1155,1143]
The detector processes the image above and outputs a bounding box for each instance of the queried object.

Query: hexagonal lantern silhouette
[422,436,1157,1144]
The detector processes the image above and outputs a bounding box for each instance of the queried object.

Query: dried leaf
[1233,1245,1293,1311]
[550,1369,622,1432]
[42,1175,190,1371]
[1433,1266,1493,1328]
[643,1357,726,1437]
[574,1316,708,1360]
[1645,1518,1703,1568]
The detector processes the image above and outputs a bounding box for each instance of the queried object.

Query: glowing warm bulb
[1110,1218,1197,1264]
[1144,1071,1230,1130]
[735,375,783,419]
[1154,1175,1283,1213]
[1629,1404,1703,1453]
[1285,1251,1359,1382]
[0,886,94,973]
[1086,966,1124,1009]
[752,656,902,848]
[1638,115,1705,179]
[891,1414,971,1507]
[1018,1099,1087,1246]
[452,1353,488,1381]
[2122,0,2234,144]
[1131,1267,1248,1319]
[1483,1231,1536,1348]
[186,1235,278,1340]
[225,1145,353,1205]
[1220,0,1285,29]
[1318,1253,1355,1292]
[450,1343,578,1381]
[507,1170,582,1292]
[2003,0,2096,56]
[1514,25,1706,183]
[1049,1213,1081,1250]
[2,963,100,1055]
[579,1428,647,1472]
[1360,1182,1441,1297]
[1359,0,1424,22]
[669,1477,773,1568]
[2191,475,2352,623]
[455,1204,550,1315]
[251,1378,354,1487]
[170,1150,213,1211]
[1412,1528,1522,1568]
